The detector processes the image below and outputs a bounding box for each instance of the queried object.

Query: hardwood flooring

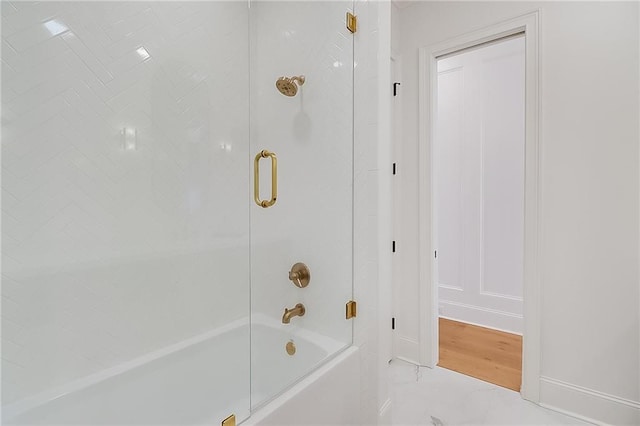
[438,317,522,392]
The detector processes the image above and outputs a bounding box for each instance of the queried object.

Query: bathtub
[3,314,356,425]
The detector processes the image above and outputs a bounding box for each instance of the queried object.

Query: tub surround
[0,0,390,424]
[3,314,347,425]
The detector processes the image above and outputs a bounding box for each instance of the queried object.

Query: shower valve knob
[288,262,310,288]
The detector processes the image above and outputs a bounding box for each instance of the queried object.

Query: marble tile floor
[390,360,589,426]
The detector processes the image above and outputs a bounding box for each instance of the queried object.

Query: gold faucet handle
[289,271,301,286]
[288,262,310,288]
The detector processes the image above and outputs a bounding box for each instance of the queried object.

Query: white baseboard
[378,398,392,425]
[439,300,522,334]
[539,377,640,425]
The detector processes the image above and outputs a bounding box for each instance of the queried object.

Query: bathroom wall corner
[354,0,392,424]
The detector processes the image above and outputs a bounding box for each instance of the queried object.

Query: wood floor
[438,317,523,392]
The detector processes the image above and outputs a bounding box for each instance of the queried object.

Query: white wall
[353,0,393,423]
[391,4,401,56]
[436,37,525,334]
[395,2,639,424]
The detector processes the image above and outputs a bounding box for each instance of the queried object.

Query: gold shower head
[276,75,305,97]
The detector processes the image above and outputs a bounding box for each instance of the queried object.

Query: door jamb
[417,10,541,402]
[390,51,402,362]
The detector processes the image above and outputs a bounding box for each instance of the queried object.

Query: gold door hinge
[346,300,357,319]
[346,12,357,33]
[222,414,236,426]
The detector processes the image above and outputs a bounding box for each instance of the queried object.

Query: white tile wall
[1,1,391,423]
[2,1,251,406]
[353,0,392,423]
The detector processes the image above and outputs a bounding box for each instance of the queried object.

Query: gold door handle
[254,150,277,208]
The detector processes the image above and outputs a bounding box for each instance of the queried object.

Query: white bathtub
[3,315,355,425]
[245,346,361,426]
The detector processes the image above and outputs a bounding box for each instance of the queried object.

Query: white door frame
[417,11,541,402]
[390,51,402,362]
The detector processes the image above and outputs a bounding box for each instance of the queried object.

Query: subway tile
[2,36,69,74]
[5,18,69,52]
[101,7,154,43]
[6,47,71,94]
[1,1,17,17]
[1,2,70,36]
[4,71,75,116]
[102,24,165,61]
[61,32,114,83]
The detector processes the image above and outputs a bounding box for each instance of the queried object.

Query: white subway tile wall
[2,1,251,406]
[353,0,391,422]
[1,0,393,423]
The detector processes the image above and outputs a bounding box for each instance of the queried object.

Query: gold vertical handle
[254,150,277,208]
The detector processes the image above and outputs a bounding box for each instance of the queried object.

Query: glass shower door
[1,2,251,425]
[249,0,354,408]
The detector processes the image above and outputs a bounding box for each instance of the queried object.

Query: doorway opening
[433,34,525,391]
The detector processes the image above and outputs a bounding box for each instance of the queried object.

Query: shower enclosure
[1,1,354,424]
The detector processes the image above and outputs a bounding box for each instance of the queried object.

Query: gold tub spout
[282,303,306,324]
